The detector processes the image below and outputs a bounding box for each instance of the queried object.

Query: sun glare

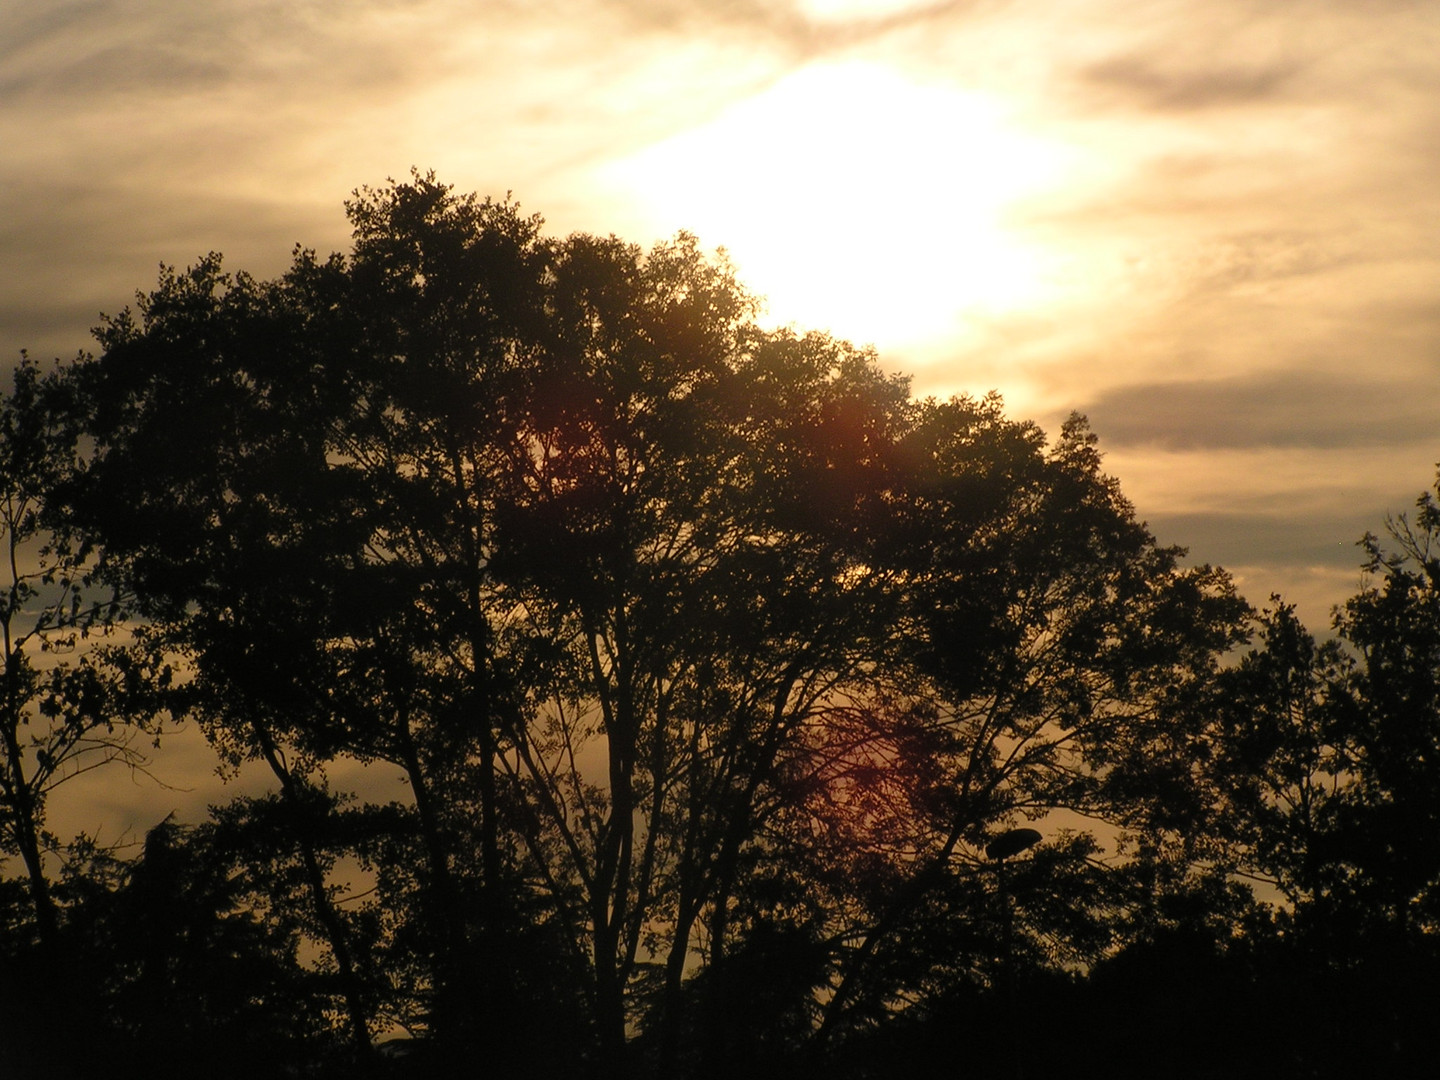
[598,61,1074,353]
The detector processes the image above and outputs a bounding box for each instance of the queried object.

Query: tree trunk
[253,725,374,1068]
[1,715,58,950]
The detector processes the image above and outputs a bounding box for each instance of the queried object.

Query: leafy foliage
[3,175,1439,1078]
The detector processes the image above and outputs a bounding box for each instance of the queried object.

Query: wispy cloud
[2,0,1437,618]
[6,0,1440,825]
[1084,373,1440,451]
[1079,56,1304,112]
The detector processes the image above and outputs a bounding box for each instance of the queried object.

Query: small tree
[1328,480,1440,934]
[1185,477,1440,940]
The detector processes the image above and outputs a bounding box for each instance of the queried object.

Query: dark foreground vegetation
[2,175,1438,1078]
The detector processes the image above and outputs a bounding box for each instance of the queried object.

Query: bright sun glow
[599,61,1074,351]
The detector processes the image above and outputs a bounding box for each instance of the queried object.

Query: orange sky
[4,0,1439,839]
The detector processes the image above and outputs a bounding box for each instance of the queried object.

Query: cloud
[2,2,364,101]
[0,176,336,361]
[1095,438,1440,623]
[1145,510,1377,572]
[1081,373,1440,451]
[1053,0,1440,114]
[1142,502,1421,627]
[2,0,1437,623]
[0,0,1000,361]
[5,0,1439,835]
[593,0,992,53]
[1093,437,1440,610]
[0,1,808,357]
[1080,55,1303,111]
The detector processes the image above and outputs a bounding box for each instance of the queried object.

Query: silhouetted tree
[1079,477,1440,1078]
[1328,486,1440,936]
[72,812,347,1079]
[1175,481,1440,943]
[44,174,1296,1078]
[755,402,1251,1054]
[0,353,178,1067]
[1199,600,1353,908]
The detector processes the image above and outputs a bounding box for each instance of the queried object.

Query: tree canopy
[3,173,1438,1079]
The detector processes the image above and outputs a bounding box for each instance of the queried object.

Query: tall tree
[57,174,1258,1077]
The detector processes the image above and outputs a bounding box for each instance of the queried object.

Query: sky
[3,1,1439,836]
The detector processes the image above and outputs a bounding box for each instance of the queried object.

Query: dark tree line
[2,174,1438,1079]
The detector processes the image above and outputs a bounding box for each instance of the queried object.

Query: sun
[598,60,1074,353]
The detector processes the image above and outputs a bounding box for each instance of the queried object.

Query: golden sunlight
[598,61,1076,352]
[796,0,942,20]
